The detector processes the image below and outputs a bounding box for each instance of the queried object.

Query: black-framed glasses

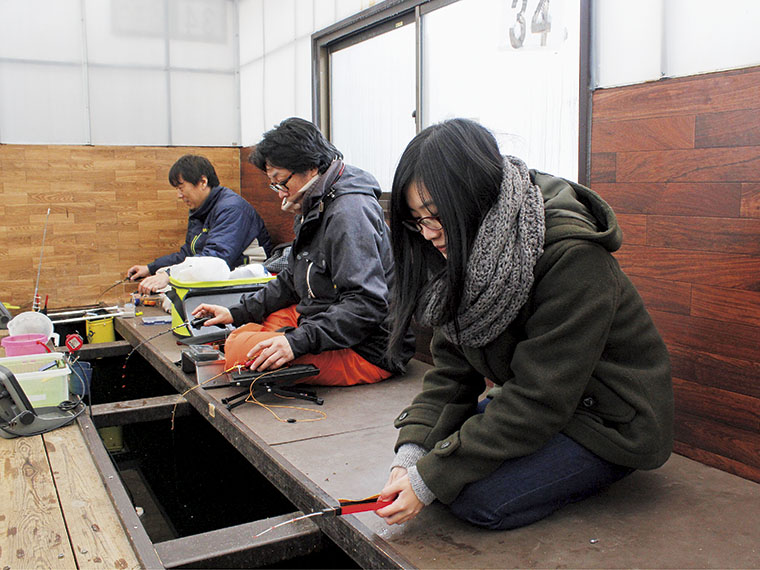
[402,215,443,233]
[269,172,293,193]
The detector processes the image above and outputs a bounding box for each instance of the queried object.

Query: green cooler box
[167,276,274,337]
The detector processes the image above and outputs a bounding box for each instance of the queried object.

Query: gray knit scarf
[417,156,545,347]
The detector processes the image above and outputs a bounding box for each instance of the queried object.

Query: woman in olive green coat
[376,118,673,530]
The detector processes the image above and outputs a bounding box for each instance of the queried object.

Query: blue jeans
[449,401,633,530]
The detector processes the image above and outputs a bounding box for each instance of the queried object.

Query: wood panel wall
[590,66,760,483]
[0,146,241,309]
[239,146,296,247]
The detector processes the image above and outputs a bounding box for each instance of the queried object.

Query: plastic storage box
[0,352,70,408]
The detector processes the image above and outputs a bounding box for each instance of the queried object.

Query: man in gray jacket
[193,118,414,385]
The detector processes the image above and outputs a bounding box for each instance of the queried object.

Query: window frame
[311,0,591,184]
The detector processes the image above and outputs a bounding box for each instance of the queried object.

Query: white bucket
[8,311,60,346]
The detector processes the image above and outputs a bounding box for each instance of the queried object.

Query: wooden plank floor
[0,423,142,570]
[116,313,760,569]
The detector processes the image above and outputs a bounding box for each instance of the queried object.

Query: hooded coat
[229,160,415,374]
[394,171,674,505]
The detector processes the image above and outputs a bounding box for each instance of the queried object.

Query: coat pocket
[303,252,337,301]
[578,376,636,424]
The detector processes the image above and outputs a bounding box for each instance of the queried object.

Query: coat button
[582,396,596,408]
[398,412,408,420]
[440,441,451,449]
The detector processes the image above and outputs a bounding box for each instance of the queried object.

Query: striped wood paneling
[591,66,760,483]
[239,147,295,247]
[0,146,240,309]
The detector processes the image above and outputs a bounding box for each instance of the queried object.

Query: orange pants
[223,306,391,386]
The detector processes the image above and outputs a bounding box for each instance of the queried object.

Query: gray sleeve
[390,443,427,470]
[408,465,436,505]
[390,443,436,505]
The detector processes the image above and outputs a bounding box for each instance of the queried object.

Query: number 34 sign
[502,0,572,51]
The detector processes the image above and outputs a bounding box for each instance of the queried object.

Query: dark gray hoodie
[229,160,415,374]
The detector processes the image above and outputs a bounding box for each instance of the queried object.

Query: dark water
[88,353,358,568]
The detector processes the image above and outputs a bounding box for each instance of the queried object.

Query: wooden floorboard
[674,409,760,474]
[696,109,760,148]
[650,309,760,363]
[593,67,760,120]
[615,245,760,290]
[0,433,75,569]
[668,343,760,398]
[627,275,692,315]
[646,215,760,255]
[43,424,141,569]
[673,377,760,433]
[592,115,695,151]
[742,183,760,216]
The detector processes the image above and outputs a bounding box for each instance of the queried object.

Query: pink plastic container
[1,333,50,356]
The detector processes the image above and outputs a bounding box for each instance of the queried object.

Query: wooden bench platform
[112,313,760,569]
[3,312,758,569]
[0,421,146,569]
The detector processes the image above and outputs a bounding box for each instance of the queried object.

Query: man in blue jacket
[127,154,272,293]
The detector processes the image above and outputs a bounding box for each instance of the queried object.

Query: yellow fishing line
[171,362,326,429]
[171,363,239,430]
[243,368,327,423]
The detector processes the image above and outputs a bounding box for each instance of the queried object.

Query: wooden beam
[76,413,164,569]
[70,340,133,359]
[155,513,323,569]
[90,394,193,427]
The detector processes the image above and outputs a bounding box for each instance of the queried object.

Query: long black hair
[388,118,504,357]
[249,117,343,174]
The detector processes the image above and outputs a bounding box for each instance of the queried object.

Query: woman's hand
[191,304,233,326]
[247,335,294,370]
[375,467,424,525]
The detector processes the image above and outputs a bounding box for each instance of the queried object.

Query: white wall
[238,0,375,147]
[593,0,760,88]
[2,0,759,145]
[0,0,241,145]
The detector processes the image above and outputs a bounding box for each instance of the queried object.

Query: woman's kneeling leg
[449,433,633,530]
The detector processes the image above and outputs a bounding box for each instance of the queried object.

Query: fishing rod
[32,208,51,311]
[254,495,394,538]
[121,317,223,383]
[51,312,131,325]
[46,306,119,319]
